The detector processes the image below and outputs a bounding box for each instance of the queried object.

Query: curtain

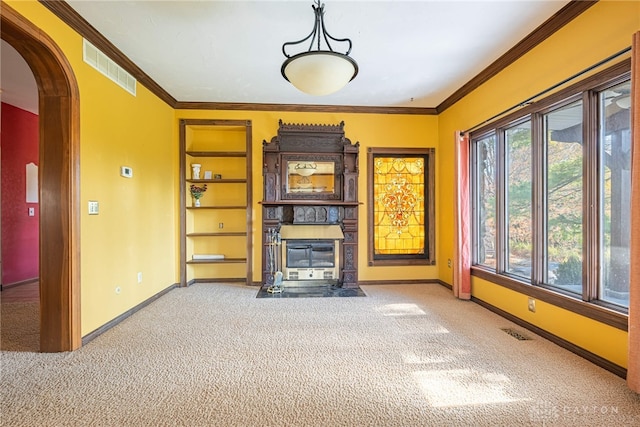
[628,31,640,394]
[454,131,471,300]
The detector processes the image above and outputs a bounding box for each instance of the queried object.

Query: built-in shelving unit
[179,119,252,286]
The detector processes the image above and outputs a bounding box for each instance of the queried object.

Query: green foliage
[556,255,582,286]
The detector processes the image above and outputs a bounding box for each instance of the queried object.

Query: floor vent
[501,328,532,341]
[83,39,136,96]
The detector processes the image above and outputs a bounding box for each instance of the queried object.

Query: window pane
[505,122,532,279]
[475,135,496,268]
[545,101,583,294]
[600,82,631,307]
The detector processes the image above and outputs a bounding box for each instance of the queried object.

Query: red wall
[1,102,39,285]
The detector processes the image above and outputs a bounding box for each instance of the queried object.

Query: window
[505,121,532,279]
[544,101,583,294]
[474,135,496,269]
[599,81,631,307]
[367,148,435,266]
[471,64,631,312]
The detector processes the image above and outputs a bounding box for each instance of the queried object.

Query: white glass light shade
[282,51,358,96]
[296,167,315,177]
[615,95,631,109]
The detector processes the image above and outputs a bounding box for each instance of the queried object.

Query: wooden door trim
[1,2,81,351]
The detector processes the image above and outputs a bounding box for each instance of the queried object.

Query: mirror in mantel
[285,161,335,195]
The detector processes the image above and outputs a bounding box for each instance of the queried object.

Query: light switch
[28,207,35,217]
[88,200,99,215]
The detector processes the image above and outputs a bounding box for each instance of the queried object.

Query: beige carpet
[1,283,639,426]
[0,302,39,352]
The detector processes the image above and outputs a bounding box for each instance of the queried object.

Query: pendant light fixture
[281,1,358,96]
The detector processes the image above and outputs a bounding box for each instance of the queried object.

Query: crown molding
[175,101,437,115]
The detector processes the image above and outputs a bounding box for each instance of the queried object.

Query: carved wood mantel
[261,121,360,288]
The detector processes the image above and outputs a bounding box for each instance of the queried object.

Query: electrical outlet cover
[120,166,133,178]
[528,298,536,313]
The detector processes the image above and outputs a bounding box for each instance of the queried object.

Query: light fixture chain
[282,1,353,57]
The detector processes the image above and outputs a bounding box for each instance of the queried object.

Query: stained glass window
[368,149,435,265]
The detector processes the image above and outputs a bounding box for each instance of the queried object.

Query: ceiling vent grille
[83,39,136,96]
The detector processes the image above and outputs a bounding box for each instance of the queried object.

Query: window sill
[471,267,628,331]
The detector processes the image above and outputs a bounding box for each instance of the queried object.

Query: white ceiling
[1,0,572,112]
[1,41,38,114]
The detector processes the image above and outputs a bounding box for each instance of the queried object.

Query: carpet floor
[1,283,639,426]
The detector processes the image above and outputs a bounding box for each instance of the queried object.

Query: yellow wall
[7,1,178,336]
[438,0,640,368]
[175,110,439,284]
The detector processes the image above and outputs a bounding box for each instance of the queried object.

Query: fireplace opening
[280,225,343,285]
[286,241,335,269]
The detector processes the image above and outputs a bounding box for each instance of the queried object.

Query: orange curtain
[628,31,640,394]
[454,131,471,300]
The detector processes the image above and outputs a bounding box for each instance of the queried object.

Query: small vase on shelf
[189,184,207,208]
[191,163,201,180]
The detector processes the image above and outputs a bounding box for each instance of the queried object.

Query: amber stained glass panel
[374,157,425,255]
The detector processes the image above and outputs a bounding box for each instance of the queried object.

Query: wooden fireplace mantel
[261,120,360,288]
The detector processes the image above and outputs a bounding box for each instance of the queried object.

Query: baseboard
[0,277,39,291]
[436,280,453,290]
[82,283,178,346]
[471,296,627,379]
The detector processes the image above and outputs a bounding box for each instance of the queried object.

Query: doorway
[1,2,81,352]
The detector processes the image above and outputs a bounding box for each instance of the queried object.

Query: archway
[1,2,81,351]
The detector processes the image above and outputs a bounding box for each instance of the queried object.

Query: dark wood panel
[187,232,247,237]
[186,179,247,184]
[186,206,247,210]
[186,258,247,264]
[176,101,437,115]
[186,151,247,157]
[261,121,360,287]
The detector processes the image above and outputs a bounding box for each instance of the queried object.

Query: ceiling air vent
[83,39,136,96]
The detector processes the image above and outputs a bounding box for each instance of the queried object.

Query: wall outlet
[447,259,452,268]
[115,286,122,295]
[218,223,224,229]
[528,297,536,313]
[120,166,133,178]
[28,207,35,217]
[137,272,143,284]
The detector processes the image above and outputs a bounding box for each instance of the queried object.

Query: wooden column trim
[1,2,81,352]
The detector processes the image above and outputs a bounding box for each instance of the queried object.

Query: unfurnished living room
[1,1,639,426]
